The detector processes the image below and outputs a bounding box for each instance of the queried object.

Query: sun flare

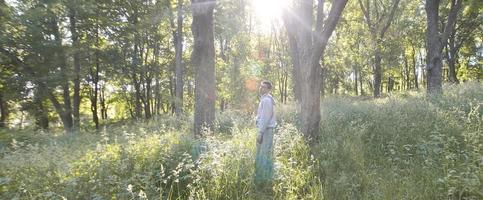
[251,0,290,29]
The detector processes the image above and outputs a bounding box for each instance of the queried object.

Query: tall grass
[0,82,481,199]
[316,82,482,199]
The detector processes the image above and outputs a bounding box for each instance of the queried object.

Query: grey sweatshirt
[256,94,277,132]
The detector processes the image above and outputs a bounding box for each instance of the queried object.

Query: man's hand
[257,132,263,144]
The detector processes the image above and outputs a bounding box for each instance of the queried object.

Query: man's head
[259,81,272,95]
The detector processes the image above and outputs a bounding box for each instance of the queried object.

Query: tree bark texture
[425,0,461,95]
[191,0,216,136]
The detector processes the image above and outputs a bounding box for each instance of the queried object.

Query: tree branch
[379,0,400,38]
[312,0,349,63]
[358,0,372,29]
[441,0,462,48]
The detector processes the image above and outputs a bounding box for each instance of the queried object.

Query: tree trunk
[358,0,401,97]
[425,0,443,94]
[284,71,288,102]
[100,84,108,120]
[359,69,364,95]
[412,45,419,89]
[192,0,216,136]
[132,51,143,118]
[144,75,152,119]
[33,89,49,130]
[354,65,358,95]
[154,77,161,115]
[174,0,184,115]
[130,10,143,119]
[69,6,81,132]
[47,90,72,132]
[0,48,69,131]
[220,98,225,112]
[445,34,459,83]
[284,0,348,140]
[89,22,101,130]
[52,16,74,132]
[404,52,410,90]
[90,54,100,130]
[373,37,382,97]
[169,76,175,114]
[425,0,461,95]
[446,49,458,84]
[0,92,8,128]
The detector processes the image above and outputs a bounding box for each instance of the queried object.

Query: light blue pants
[255,128,274,185]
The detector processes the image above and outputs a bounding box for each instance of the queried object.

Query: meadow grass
[0,82,481,199]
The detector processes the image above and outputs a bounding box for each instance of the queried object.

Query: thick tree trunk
[373,37,382,97]
[300,58,322,139]
[192,0,216,136]
[69,6,81,132]
[426,1,443,94]
[425,0,461,95]
[46,91,71,132]
[284,0,348,140]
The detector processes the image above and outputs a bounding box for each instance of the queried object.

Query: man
[255,81,277,185]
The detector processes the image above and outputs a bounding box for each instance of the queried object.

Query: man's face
[259,83,269,95]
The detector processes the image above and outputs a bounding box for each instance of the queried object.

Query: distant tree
[358,0,401,97]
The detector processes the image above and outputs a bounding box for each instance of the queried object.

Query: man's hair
[262,81,272,90]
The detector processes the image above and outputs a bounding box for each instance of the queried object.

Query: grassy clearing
[0,83,481,199]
